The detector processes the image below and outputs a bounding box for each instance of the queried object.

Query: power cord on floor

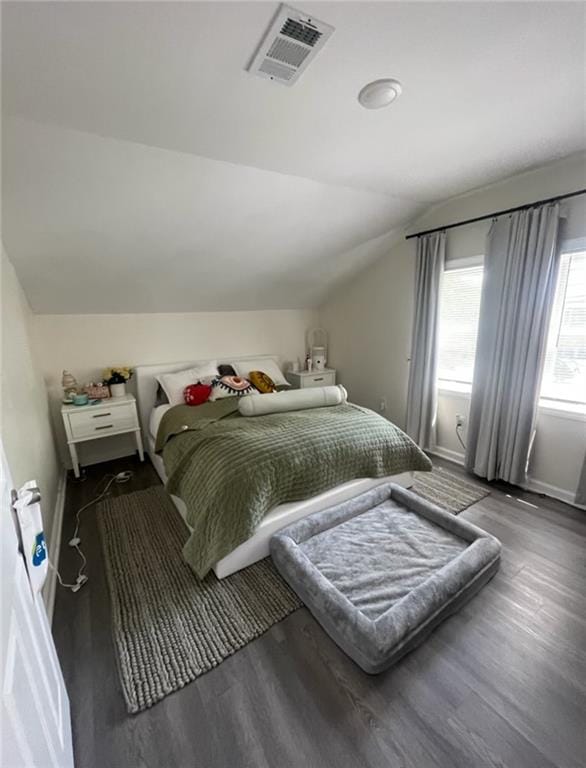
[456,424,466,451]
[50,470,133,592]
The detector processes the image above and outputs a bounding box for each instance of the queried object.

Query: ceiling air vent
[247,4,334,86]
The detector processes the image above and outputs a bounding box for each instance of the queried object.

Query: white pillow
[232,358,290,387]
[156,361,218,406]
[239,386,346,416]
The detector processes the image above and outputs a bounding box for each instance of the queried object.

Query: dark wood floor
[53,455,586,768]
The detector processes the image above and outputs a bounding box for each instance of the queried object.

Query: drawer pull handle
[313,377,324,382]
[92,412,111,418]
[95,424,113,431]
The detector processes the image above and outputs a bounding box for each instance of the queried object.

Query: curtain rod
[405,188,586,240]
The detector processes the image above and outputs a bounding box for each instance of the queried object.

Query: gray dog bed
[270,483,501,673]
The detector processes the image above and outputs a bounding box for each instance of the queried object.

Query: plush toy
[184,383,212,406]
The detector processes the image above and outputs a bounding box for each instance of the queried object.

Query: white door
[1,442,74,768]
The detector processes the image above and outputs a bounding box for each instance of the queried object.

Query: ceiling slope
[2,2,584,313]
[2,118,423,313]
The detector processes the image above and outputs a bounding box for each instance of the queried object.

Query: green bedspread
[156,400,432,578]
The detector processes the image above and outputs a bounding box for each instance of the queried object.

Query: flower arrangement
[103,366,133,385]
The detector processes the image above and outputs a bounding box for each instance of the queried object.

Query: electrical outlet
[456,414,464,427]
[379,398,387,412]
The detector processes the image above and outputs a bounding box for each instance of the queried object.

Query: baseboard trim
[43,469,67,625]
[431,445,583,510]
[524,477,585,510]
[429,446,465,466]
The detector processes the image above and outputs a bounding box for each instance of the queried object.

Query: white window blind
[540,250,586,405]
[437,265,483,387]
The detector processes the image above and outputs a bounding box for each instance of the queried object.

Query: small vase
[110,382,126,398]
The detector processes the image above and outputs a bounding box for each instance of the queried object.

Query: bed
[135,358,431,579]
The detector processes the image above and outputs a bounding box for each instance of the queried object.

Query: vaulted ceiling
[2,1,584,312]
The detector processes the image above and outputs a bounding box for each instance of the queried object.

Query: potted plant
[103,366,133,398]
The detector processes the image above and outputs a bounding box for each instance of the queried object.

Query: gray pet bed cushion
[270,483,500,673]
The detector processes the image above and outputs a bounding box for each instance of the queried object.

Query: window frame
[438,384,586,422]
[538,245,586,412]
[436,247,586,422]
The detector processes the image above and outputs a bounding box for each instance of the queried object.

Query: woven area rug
[99,468,489,713]
[97,487,301,713]
[413,465,490,514]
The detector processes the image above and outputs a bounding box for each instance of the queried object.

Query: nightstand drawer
[68,404,138,439]
[62,393,144,478]
[300,372,336,388]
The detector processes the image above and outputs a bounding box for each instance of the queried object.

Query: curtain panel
[465,204,561,485]
[406,231,445,449]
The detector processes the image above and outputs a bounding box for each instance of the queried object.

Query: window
[437,265,483,389]
[540,250,586,406]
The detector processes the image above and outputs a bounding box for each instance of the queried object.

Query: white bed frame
[135,358,414,579]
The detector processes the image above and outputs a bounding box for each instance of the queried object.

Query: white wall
[1,249,60,537]
[436,392,586,503]
[319,237,415,430]
[32,309,317,467]
[320,154,586,503]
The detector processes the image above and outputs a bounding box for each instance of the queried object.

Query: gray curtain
[406,232,445,448]
[465,204,561,485]
[575,453,586,506]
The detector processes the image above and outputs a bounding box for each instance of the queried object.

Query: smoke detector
[358,79,403,109]
[247,4,334,86]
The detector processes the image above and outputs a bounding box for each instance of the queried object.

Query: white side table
[285,368,336,389]
[61,394,144,478]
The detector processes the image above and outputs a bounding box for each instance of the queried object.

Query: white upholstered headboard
[135,355,283,451]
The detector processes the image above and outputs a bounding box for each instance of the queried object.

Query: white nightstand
[61,394,144,478]
[285,368,336,389]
